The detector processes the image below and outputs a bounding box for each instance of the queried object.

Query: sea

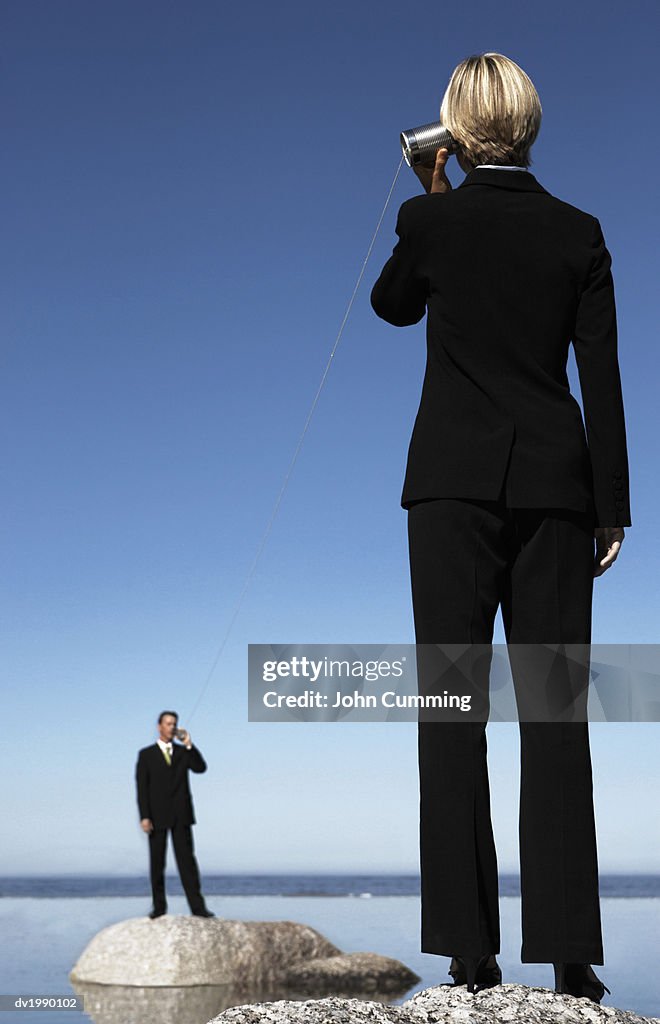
[0,874,658,1023]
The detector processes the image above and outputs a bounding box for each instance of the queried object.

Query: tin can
[400,121,457,168]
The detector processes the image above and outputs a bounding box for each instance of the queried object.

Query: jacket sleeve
[370,200,428,327]
[571,217,632,528]
[186,745,207,774]
[136,751,151,820]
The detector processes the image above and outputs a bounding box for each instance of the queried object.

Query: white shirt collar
[157,738,173,752]
[475,164,528,171]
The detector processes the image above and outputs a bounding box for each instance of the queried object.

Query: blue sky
[1,0,658,876]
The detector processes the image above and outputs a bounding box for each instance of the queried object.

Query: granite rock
[70,916,341,987]
[207,981,660,1024]
[284,952,419,993]
[69,915,418,996]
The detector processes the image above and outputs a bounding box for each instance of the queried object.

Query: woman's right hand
[594,527,625,577]
[412,148,453,195]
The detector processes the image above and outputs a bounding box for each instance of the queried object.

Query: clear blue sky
[1,0,658,876]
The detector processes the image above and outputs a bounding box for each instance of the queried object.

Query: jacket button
[614,471,622,479]
[614,483,624,492]
[615,500,624,509]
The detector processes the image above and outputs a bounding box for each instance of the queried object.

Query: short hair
[440,52,542,169]
[158,710,178,724]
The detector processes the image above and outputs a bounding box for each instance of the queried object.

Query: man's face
[158,714,178,742]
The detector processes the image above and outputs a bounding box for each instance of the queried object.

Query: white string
[186,155,407,723]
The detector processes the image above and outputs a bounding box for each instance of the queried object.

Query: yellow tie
[162,746,172,766]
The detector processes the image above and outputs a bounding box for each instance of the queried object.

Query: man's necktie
[163,746,172,766]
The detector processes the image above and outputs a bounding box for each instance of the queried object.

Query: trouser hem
[521,949,604,965]
[421,943,501,957]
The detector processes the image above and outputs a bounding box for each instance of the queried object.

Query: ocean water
[0,876,658,1022]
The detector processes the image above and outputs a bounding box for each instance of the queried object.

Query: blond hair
[440,53,542,168]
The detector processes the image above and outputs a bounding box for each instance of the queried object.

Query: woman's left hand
[412,148,452,195]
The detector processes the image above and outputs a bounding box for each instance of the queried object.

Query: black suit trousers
[407,494,604,964]
[148,823,206,914]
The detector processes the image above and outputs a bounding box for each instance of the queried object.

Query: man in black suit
[136,710,214,918]
[370,53,630,1002]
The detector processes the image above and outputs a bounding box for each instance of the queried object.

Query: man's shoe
[554,963,611,1003]
[448,954,502,993]
[148,908,167,919]
[192,908,215,917]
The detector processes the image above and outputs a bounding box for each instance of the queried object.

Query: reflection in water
[71,979,415,1024]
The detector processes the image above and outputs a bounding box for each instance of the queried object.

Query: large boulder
[70,917,338,986]
[69,915,418,994]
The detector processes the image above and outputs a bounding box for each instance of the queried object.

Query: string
[185,155,407,723]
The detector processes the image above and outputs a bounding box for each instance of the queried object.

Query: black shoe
[448,954,501,993]
[148,908,167,919]
[554,963,611,1003]
[192,908,215,917]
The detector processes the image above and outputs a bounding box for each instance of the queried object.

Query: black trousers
[148,822,206,914]
[407,495,604,964]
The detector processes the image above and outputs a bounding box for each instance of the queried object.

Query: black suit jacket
[135,742,207,829]
[370,167,631,528]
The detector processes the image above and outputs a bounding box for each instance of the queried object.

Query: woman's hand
[593,526,625,577]
[412,148,452,195]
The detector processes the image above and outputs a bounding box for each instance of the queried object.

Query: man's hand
[594,527,625,578]
[178,729,191,748]
[140,818,153,833]
[412,148,452,195]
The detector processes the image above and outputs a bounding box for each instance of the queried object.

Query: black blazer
[370,167,631,528]
[135,742,207,829]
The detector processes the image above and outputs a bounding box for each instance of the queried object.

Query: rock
[70,916,341,987]
[209,996,409,1024]
[206,981,660,1024]
[69,916,418,997]
[284,953,419,994]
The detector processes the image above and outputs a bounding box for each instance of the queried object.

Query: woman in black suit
[370,52,631,1002]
